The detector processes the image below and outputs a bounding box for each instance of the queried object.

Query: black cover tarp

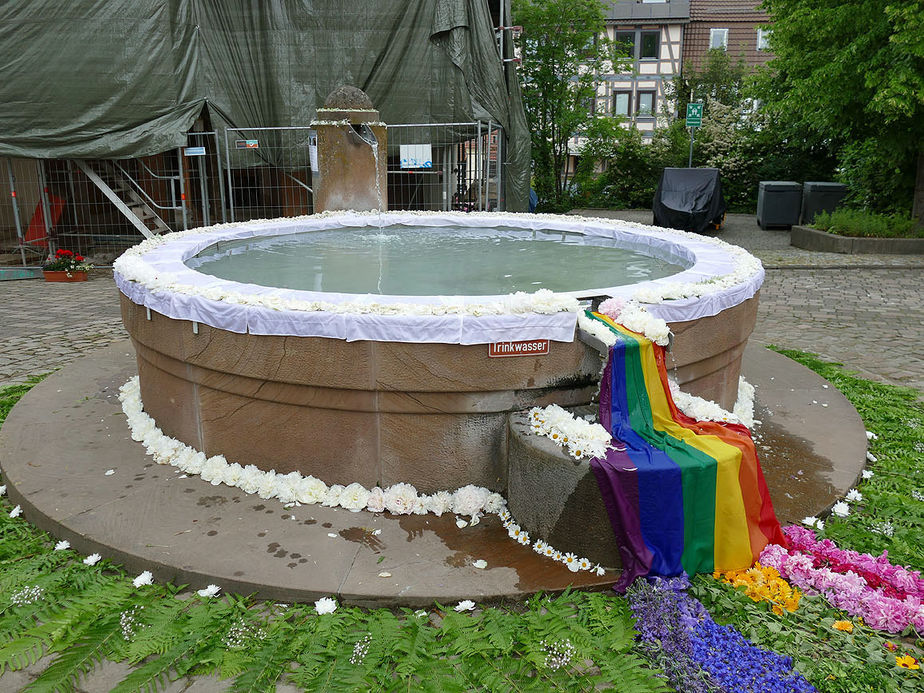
[0,0,530,210]
[652,168,726,234]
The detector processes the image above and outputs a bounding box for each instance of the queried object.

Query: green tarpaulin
[0,0,529,210]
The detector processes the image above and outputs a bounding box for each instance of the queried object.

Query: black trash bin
[801,182,847,225]
[757,181,802,230]
[652,168,726,234]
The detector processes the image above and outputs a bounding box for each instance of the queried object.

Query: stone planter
[42,270,88,282]
[791,226,924,254]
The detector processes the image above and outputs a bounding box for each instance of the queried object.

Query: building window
[640,31,660,59]
[709,28,728,51]
[636,91,655,116]
[613,92,630,116]
[756,27,771,51]
[614,30,635,58]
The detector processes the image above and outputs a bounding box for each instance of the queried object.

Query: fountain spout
[311,85,387,213]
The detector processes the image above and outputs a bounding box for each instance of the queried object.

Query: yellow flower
[832,620,854,633]
[896,655,919,670]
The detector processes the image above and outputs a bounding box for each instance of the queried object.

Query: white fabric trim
[113,211,763,344]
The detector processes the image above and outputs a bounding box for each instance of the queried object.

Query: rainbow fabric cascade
[586,311,786,591]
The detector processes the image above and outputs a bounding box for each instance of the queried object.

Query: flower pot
[42,270,88,283]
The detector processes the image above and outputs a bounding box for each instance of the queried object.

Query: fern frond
[23,616,122,693]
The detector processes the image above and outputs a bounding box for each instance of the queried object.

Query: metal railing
[0,123,505,270]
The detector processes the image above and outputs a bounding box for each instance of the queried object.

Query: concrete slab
[0,340,867,605]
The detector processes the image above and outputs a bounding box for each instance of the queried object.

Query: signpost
[686,102,703,168]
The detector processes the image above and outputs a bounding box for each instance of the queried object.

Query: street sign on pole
[685,102,703,128]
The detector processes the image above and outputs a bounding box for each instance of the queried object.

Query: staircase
[74,160,175,239]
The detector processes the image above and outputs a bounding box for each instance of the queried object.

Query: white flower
[105,469,115,476]
[365,486,385,513]
[846,489,862,502]
[412,495,430,515]
[472,559,487,569]
[455,518,468,528]
[83,553,101,566]
[866,452,877,463]
[199,455,228,486]
[816,520,824,531]
[197,584,221,598]
[517,532,530,545]
[54,540,70,551]
[562,553,580,572]
[578,557,592,571]
[451,485,490,518]
[861,470,874,479]
[322,484,345,507]
[383,483,418,515]
[533,540,547,554]
[256,471,280,500]
[339,483,370,512]
[9,505,22,518]
[0,485,5,496]
[426,491,453,516]
[594,565,606,576]
[221,462,245,488]
[802,516,818,527]
[297,475,328,505]
[453,600,475,612]
[132,571,154,588]
[483,492,506,515]
[831,501,850,518]
[866,430,878,440]
[275,472,302,504]
[314,597,337,615]
[238,465,265,494]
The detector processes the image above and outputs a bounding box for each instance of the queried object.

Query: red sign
[488,339,550,358]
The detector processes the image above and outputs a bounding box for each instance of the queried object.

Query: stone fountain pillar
[312,86,388,212]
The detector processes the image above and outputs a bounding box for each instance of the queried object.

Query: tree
[759,0,924,221]
[512,0,621,211]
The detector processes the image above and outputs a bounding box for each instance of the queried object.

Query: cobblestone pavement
[1,213,922,395]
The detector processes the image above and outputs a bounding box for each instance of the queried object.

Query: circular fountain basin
[115,211,762,493]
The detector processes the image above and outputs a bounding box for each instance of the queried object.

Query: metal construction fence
[0,122,504,268]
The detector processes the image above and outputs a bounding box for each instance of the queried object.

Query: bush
[811,208,923,238]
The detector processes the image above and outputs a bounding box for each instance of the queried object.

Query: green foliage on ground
[0,383,667,692]
[693,578,922,693]
[697,348,924,692]
[768,348,924,571]
[811,209,923,239]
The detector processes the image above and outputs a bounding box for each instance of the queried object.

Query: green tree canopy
[512,0,621,211]
[760,0,924,219]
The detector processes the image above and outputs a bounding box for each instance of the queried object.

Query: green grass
[811,209,923,239]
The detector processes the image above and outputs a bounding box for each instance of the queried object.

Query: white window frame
[709,28,729,51]
[636,91,655,117]
[756,27,771,51]
[613,91,631,117]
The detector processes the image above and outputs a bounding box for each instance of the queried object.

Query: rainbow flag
[586,311,785,590]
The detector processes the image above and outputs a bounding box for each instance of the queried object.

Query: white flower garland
[526,404,612,459]
[527,376,758,460]
[113,210,761,324]
[577,303,671,347]
[117,377,605,577]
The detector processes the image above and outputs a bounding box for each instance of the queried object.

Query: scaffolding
[0,122,504,271]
